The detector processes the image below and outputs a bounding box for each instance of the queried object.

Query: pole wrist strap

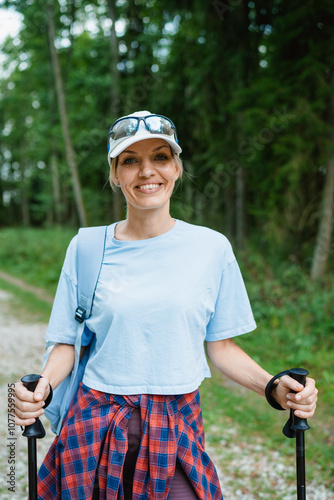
[40,376,53,409]
[265,370,290,411]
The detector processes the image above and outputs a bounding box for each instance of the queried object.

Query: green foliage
[0,0,333,265]
[238,247,334,400]
[0,276,51,323]
[0,227,76,293]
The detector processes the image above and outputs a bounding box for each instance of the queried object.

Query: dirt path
[0,290,54,499]
[0,288,332,499]
[0,271,54,305]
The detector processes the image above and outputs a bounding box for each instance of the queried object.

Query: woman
[14,111,318,500]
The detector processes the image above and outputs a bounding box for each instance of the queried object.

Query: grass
[0,227,333,494]
[0,227,77,294]
[0,277,52,324]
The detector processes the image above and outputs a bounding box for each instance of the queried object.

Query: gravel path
[0,290,54,499]
[0,288,333,499]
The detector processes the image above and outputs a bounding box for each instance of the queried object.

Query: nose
[139,158,154,178]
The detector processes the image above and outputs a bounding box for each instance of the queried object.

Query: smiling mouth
[136,183,162,191]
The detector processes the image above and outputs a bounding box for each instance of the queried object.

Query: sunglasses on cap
[108,114,179,143]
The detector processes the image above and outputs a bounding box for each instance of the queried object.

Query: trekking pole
[21,374,46,500]
[283,368,310,500]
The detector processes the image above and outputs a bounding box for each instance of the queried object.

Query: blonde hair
[108,147,183,191]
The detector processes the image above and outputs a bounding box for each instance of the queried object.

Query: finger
[287,398,317,412]
[33,377,50,402]
[288,378,317,402]
[14,415,37,427]
[299,377,317,397]
[15,399,45,415]
[279,375,305,393]
[287,397,317,419]
[287,391,318,406]
[289,388,318,408]
[14,381,36,403]
[14,402,45,427]
[293,405,317,419]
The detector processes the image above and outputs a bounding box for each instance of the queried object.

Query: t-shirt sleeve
[45,235,80,346]
[205,258,256,341]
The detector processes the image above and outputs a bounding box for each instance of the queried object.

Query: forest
[0,0,333,278]
[0,2,334,496]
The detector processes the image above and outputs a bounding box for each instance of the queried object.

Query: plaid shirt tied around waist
[37,383,223,500]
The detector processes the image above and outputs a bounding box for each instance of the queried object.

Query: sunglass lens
[146,116,174,136]
[111,118,138,140]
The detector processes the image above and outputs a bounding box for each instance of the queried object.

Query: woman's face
[114,138,179,212]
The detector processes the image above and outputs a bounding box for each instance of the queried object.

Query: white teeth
[138,184,160,190]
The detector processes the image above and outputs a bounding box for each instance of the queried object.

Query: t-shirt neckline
[110,219,179,245]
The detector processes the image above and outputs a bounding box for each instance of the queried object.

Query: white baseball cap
[107,110,182,158]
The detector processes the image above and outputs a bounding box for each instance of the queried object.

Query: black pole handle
[21,374,46,439]
[289,368,310,433]
[289,367,308,385]
[289,368,309,500]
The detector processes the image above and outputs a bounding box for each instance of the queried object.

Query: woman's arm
[14,343,75,427]
[41,342,76,390]
[206,338,318,419]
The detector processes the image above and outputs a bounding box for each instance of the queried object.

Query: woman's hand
[14,377,50,427]
[206,339,318,419]
[273,375,318,419]
[14,343,75,427]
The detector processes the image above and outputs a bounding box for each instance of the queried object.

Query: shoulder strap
[75,225,108,323]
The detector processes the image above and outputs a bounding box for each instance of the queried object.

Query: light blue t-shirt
[46,220,256,395]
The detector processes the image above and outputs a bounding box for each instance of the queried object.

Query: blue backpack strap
[55,320,85,434]
[45,225,108,434]
[75,225,108,323]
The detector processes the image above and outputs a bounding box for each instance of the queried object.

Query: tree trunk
[21,161,30,227]
[234,1,252,251]
[310,160,334,279]
[48,63,62,226]
[50,154,62,225]
[235,111,246,250]
[310,74,334,279]
[107,0,123,222]
[47,0,87,227]
[108,0,121,116]
[224,183,234,241]
[235,165,245,250]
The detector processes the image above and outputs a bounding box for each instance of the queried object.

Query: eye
[154,153,169,161]
[121,157,137,165]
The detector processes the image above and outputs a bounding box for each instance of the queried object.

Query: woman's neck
[115,208,175,241]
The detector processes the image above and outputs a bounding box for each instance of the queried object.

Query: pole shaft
[296,432,306,500]
[27,438,38,500]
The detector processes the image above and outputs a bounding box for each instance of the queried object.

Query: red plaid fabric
[37,383,223,499]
